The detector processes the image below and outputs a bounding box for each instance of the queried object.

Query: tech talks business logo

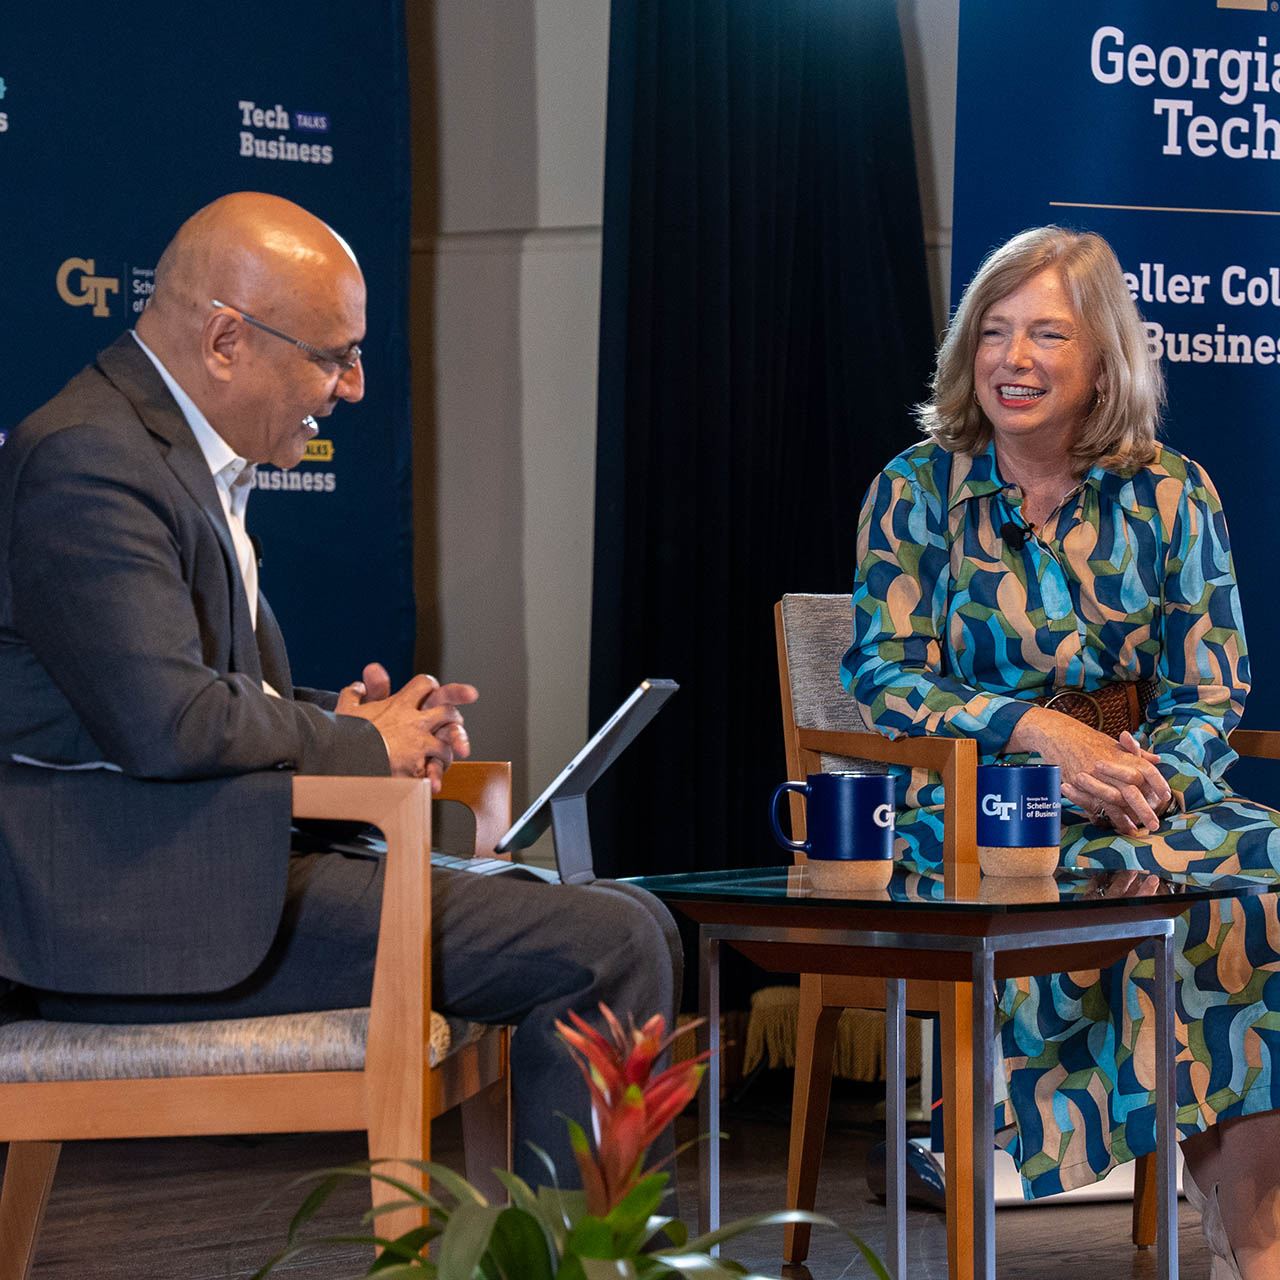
[56,258,119,317]
[1217,0,1270,10]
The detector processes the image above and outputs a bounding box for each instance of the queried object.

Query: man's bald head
[140,192,360,344]
[136,192,366,467]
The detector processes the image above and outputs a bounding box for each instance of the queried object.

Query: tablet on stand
[494,678,678,883]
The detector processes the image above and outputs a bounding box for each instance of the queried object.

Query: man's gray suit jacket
[0,334,388,996]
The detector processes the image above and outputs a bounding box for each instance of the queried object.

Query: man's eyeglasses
[210,300,362,374]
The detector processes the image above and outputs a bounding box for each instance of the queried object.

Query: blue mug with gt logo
[976,763,1061,877]
[770,770,895,869]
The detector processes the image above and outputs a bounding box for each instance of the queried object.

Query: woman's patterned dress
[845,438,1280,1196]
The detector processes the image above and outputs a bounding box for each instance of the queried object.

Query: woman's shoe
[1184,1167,1244,1280]
[865,1138,946,1211]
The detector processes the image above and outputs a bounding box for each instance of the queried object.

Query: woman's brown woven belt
[1032,676,1160,738]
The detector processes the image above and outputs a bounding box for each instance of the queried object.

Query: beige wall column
[407,0,960,832]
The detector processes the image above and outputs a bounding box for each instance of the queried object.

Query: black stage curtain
[590,0,936,880]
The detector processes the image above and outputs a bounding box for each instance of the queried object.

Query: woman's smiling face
[973,268,1102,452]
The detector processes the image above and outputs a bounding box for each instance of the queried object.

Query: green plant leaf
[492,1168,540,1215]
[537,1182,589,1245]
[578,1259,640,1279]
[484,1206,557,1280]
[566,1213,616,1258]
[416,1161,491,1208]
[282,1171,345,1243]
[306,1159,435,1198]
[264,1162,420,1241]
[553,1255,589,1280]
[678,1209,836,1254]
[607,1172,669,1224]
[842,1229,894,1280]
[364,1197,440,1223]
[484,1177,564,1267]
[639,1215,685,1251]
[624,1208,686,1249]
[527,1141,562,1189]
[564,1115,592,1155]
[528,1188,569,1258]
[367,1225,437,1269]
[339,1163,452,1214]
[248,1245,305,1279]
[635,1257,754,1278]
[437,1200,505,1277]
[249,1232,398,1278]
[599,1176,674,1257]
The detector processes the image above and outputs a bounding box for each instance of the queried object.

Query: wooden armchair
[776,592,1280,1275]
[0,762,513,1280]
[776,593,977,1277]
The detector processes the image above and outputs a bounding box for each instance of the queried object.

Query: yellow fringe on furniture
[742,985,922,1082]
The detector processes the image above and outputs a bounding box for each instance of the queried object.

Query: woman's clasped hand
[1011,713,1172,834]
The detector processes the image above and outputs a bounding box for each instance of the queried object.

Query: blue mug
[976,763,1061,877]
[976,764,1061,847]
[770,770,895,862]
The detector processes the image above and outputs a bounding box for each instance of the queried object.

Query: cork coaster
[806,858,894,892]
[978,874,1059,904]
[977,844,1059,877]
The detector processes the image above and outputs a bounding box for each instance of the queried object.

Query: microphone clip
[1001,520,1030,550]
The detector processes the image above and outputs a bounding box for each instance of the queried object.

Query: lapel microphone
[1001,521,1030,550]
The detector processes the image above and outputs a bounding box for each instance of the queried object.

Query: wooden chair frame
[0,763,513,1280]
[775,596,1280,1277]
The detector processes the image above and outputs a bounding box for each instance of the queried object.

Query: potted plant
[253,1005,891,1279]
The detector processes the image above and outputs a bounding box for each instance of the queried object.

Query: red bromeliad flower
[555,1003,710,1217]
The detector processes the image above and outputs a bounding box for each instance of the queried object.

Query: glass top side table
[628,863,1280,1280]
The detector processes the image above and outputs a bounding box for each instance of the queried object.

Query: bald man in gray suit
[0,193,681,1183]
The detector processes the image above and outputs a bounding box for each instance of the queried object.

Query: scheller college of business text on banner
[0,3,414,688]
[953,0,1280,759]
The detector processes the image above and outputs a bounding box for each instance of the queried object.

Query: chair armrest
[795,729,978,893]
[291,776,431,1088]
[796,728,973,775]
[435,761,513,858]
[291,774,428,825]
[1230,729,1280,760]
[288,766,512,1062]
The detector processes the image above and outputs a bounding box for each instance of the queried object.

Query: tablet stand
[550,794,595,885]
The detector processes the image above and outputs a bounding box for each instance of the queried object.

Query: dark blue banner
[1,2,413,689]
[954,0,1280,777]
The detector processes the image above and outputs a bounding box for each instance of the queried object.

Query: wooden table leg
[783,973,842,1264]
[940,982,975,1280]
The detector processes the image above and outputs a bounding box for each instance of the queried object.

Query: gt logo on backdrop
[56,259,119,317]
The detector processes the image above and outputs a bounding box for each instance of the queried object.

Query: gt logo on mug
[982,794,1018,821]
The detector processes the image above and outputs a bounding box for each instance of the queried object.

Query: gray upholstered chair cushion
[0,1008,482,1082]
[780,593,881,772]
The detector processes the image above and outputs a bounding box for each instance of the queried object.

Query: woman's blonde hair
[919,226,1164,472]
